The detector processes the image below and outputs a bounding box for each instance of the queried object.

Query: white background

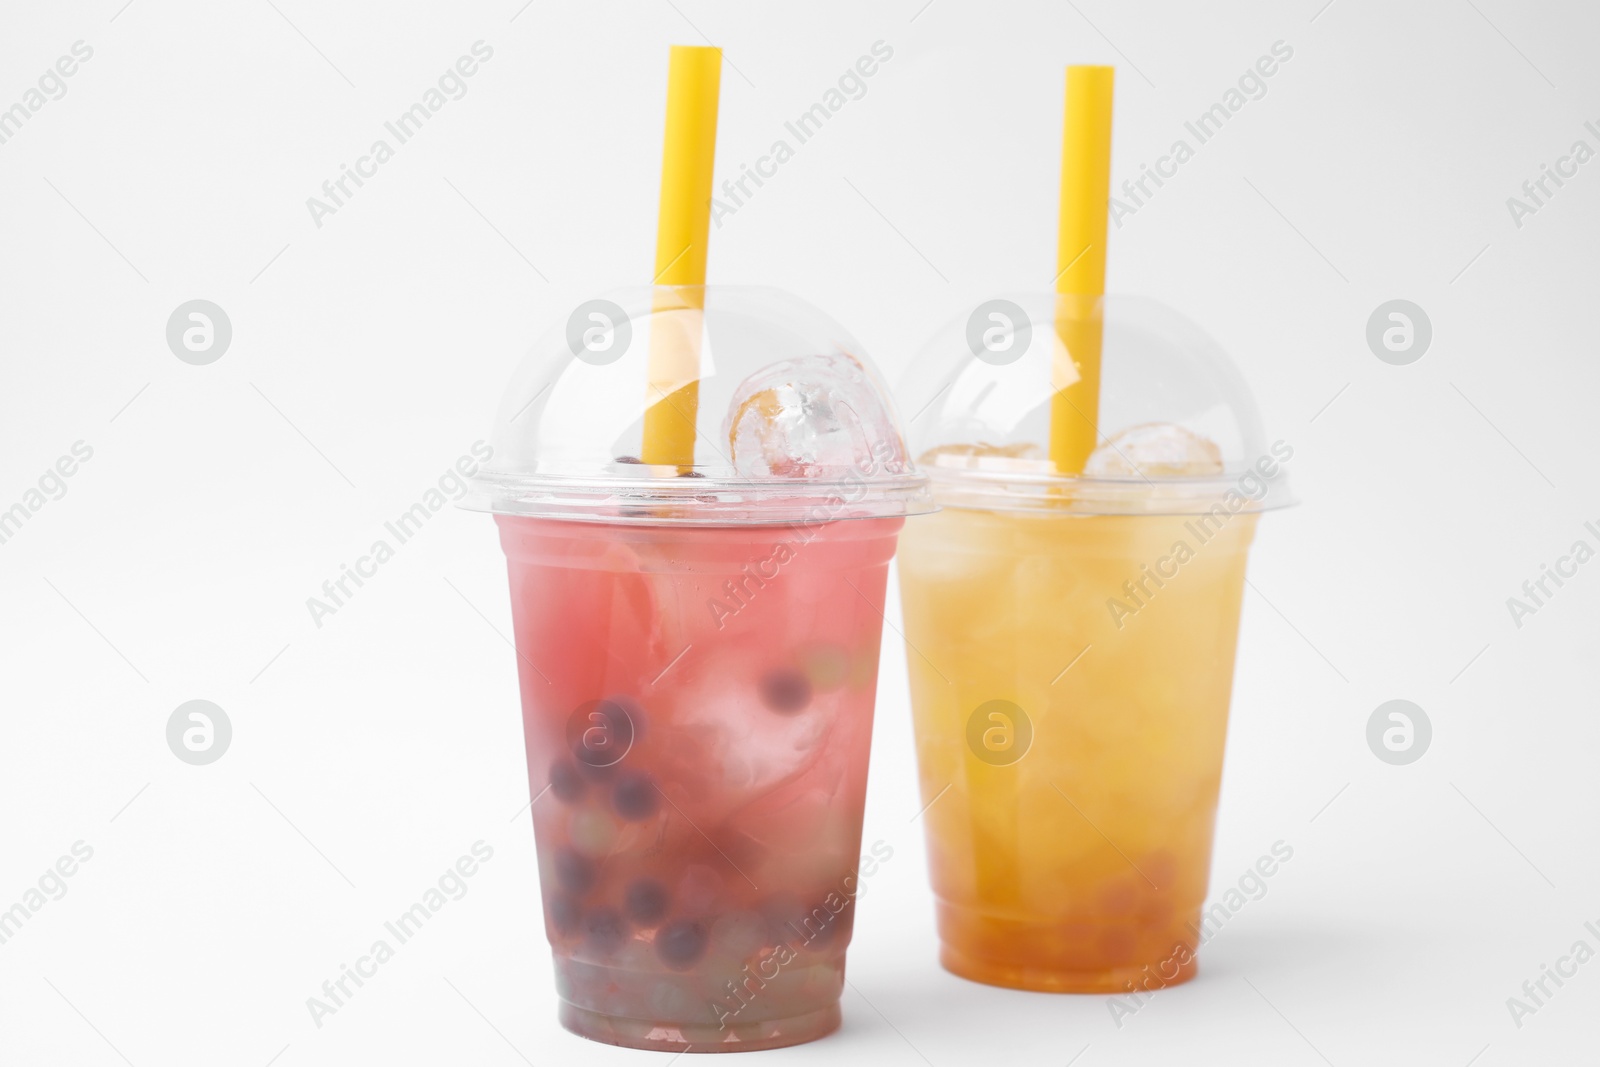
[2,0,1597,1064]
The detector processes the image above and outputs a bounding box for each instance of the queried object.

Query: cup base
[939,942,1198,994]
[559,1000,841,1053]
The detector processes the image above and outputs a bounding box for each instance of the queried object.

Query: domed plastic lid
[465,286,932,525]
[901,294,1295,515]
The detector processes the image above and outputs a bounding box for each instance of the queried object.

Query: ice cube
[711,909,769,959]
[724,352,908,479]
[1086,422,1223,478]
[918,441,1047,472]
[661,648,833,804]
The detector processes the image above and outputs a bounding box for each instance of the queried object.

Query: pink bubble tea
[467,285,930,1051]
[499,515,901,1051]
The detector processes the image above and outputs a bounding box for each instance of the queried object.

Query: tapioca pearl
[819,901,855,946]
[697,939,749,984]
[759,668,812,714]
[583,906,628,958]
[648,973,706,1018]
[1059,920,1097,950]
[548,759,586,803]
[1141,850,1180,891]
[794,959,841,992]
[1136,889,1176,925]
[569,807,619,858]
[655,919,710,970]
[548,894,582,937]
[609,695,647,728]
[613,937,656,972]
[565,962,632,1016]
[794,960,846,997]
[553,848,596,895]
[711,910,768,959]
[1098,927,1139,965]
[798,642,851,693]
[611,769,660,821]
[758,891,809,949]
[624,878,670,926]
[1098,877,1139,917]
[675,864,727,915]
[572,741,618,781]
[791,901,848,952]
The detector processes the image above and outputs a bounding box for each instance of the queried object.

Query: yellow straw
[641,45,722,470]
[1050,65,1114,474]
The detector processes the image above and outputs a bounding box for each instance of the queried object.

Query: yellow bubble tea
[898,504,1257,993]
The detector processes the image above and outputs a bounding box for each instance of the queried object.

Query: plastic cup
[895,294,1292,994]
[466,286,930,1051]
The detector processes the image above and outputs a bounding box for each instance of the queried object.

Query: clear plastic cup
[895,294,1292,993]
[465,286,930,1051]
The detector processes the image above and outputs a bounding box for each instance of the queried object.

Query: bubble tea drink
[894,66,1290,994]
[467,284,930,1050]
[897,292,1292,994]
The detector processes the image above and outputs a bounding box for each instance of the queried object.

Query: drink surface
[498,514,901,1051]
[898,504,1256,993]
